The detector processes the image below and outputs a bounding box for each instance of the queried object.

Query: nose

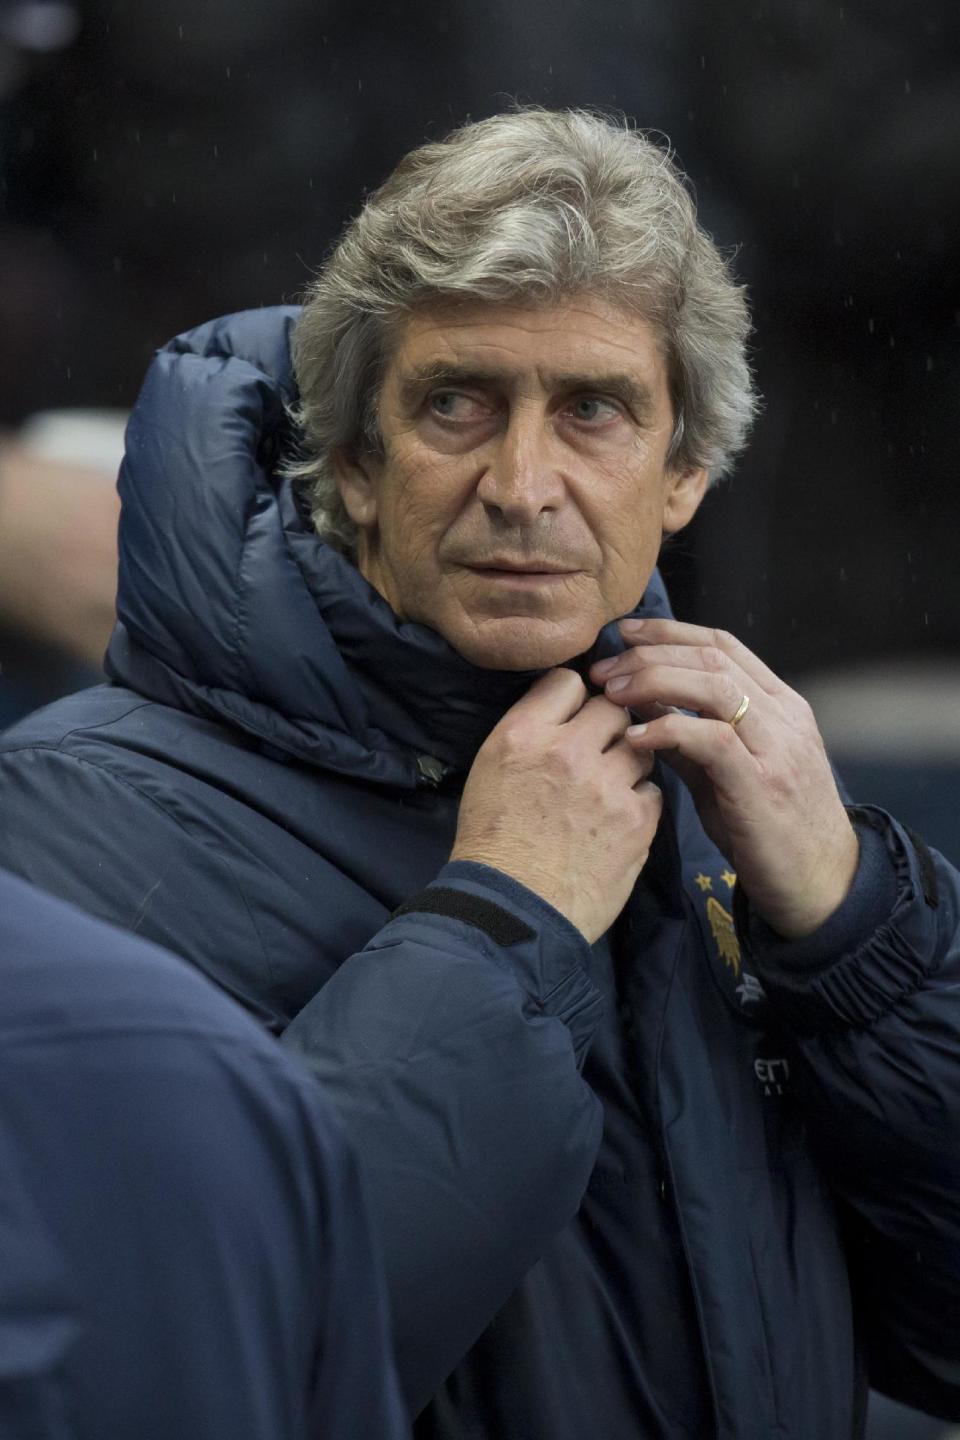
[475,412,566,525]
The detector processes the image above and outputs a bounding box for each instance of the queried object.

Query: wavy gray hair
[287,108,757,556]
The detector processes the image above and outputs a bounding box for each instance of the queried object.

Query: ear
[332,448,381,532]
[661,465,709,535]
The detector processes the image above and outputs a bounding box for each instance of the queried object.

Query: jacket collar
[282,493,673,777]
[106,306,676,787]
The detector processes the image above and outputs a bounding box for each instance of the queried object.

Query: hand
[590,619,859,940]
[0,440,120,666]
[451,668,662,944]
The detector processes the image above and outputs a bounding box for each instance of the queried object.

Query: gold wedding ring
[727,694,750,729]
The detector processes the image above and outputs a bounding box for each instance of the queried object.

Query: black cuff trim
[904,826,939,909]
[392,886,536,946]
[851,805,939,910]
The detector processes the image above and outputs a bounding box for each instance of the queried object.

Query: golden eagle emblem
[706,896,741,977]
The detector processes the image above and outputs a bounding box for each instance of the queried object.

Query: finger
[598,664,773,748]
[592,641,753,688]
[511,667,589,725]
[603,735,656,787]
[631,780,664,834]
[633,780,663,812]
[626,710,760,792]
[614,618,785,698]
[594,643,758,713]
[567,693,633,749]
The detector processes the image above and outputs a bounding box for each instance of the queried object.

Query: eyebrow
[397,362,658,423]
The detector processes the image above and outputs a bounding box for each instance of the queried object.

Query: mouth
[465,560,578,578]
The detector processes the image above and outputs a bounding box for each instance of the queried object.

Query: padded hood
[106,307,674,788]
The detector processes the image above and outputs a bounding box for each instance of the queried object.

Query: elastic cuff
[742,811,942,1033]
[741,818,897,975]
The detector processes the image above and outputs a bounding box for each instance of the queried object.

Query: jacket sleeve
[743,809,960,1421]
[280,859,605,1417]
[0,744,605,1411]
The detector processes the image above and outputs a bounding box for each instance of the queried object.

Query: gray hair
[286,107,758,556]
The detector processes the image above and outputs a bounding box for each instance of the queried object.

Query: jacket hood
[106,307,675,789]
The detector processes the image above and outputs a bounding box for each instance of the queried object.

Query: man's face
[334,295,708,670]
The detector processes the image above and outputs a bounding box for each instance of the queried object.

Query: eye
[428,390,491,422]
[566,395,621,425]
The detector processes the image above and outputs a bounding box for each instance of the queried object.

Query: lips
[465,560,576,575]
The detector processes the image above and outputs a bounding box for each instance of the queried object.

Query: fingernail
[607,675,629,693]
[627,723,647,737]
[591,656,618,677]
[619,618,645,632]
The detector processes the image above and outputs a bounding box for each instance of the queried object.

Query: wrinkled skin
[335,296,707,671]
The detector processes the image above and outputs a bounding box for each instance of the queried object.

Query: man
[0,868,407,1438]
[1,109,958,1437]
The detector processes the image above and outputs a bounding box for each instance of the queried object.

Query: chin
[449,617,601,672]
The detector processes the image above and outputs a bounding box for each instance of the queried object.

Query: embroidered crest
[688,866,766,1014]
[706,895,741,978]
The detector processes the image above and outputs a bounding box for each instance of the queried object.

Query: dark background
[1,0,957,683]
[0,5,957,1434]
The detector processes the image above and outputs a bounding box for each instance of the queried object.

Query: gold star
[721,870,737,890]
[694,872,713,893]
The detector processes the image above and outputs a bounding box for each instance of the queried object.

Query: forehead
[384,294,671,399]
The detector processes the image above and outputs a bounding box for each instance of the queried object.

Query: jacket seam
[0,746,277,994]
[0,696,157,756]
[653,912,725,1436]
[539,962,596,1013]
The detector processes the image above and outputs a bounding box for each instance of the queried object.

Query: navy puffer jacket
[1,310,959,1438]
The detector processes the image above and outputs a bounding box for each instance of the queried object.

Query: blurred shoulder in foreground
[0,867,408,1440]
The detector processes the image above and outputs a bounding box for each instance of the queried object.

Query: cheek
[382,455,472,544]
[381,519,436,589]
[377,484,455,599]
[587,466,659,546]
[591,491,664,597]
